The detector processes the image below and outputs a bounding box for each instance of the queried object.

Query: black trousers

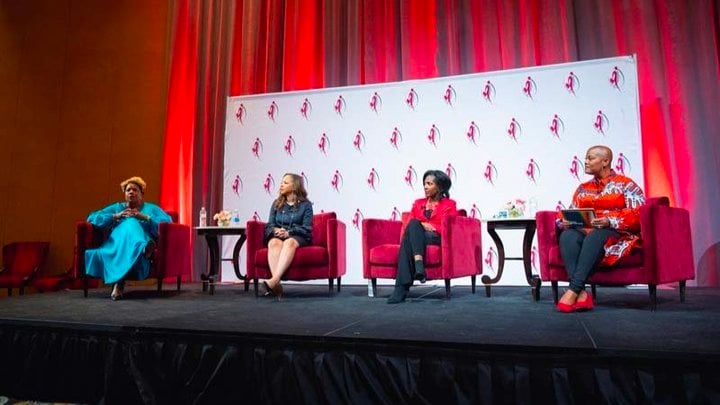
[394,219,441,288]
[558,227,620,293]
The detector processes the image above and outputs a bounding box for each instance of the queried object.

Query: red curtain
[162,0,720,284]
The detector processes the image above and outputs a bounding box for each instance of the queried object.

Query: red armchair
[245,212,346,296]
[74,211,191,297]
[0,241,50,296]
[362,211,483,299]
[536,197,695,310]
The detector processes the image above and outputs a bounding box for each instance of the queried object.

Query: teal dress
[85,202,171,284]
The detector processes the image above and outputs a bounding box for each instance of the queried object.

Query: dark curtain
[161,0,720,284]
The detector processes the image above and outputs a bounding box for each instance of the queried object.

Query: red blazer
[407,197,458,234]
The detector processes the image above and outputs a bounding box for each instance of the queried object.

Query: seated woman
[387,170,458,304]
[85,176,172,300]
[262,173,313,299]
[556,145,645,312]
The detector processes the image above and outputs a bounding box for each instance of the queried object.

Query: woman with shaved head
[556,145,645,312]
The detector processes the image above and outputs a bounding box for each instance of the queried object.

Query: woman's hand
[274,227,289,239]
[560,220,574,229]
[421,222,436,232]
[590,217,611,229]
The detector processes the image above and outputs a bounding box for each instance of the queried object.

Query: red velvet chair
[536,197,695,310]
[245,212,346,296]
[0,241,50,296]
[74,211,191,297]
[362,210,483,299]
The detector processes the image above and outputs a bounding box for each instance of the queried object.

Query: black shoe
[387,287,408,304]
[414,271,427,284]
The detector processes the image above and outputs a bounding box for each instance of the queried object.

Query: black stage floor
[1,283,719,404]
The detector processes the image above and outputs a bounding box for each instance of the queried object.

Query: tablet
[560,208,596,227]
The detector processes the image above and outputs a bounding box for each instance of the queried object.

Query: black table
[481,218,541,301]
[195,226,247,294]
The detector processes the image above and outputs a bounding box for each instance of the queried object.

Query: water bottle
[199,206,207,227]
[232,209,240,226]
[367,280,374,297]
[528,197,538,218]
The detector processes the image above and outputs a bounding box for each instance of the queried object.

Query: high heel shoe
[413,270,427,284]
[111,282,124,301]
[575,292,594,311]
[263,281,283,300]
[556,301,575,313]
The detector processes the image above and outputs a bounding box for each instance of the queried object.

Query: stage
[1,283,719,404]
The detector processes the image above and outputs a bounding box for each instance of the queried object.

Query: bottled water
[232,209,240,226]
[199,207,207,227]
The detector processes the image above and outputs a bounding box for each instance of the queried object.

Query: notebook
[560,208,596,227]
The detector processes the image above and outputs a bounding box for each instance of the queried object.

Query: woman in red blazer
[387,170,458,303]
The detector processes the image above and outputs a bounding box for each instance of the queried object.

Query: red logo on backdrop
[443,85,457,106]
[565,71,579,95]
[593,110,609,134]
[300,172,309,188]
[531,246,538,271]
[614,152,631,174]
[267,101,279,121]
[470,203,482,219]
[334,95,346,116]
[569,155,584,181]
[318,133,330,155]
[390,127,402,150]
[235,103,246,124]
[252,211,262,222]
[484,247,497,270]
[353,130,366,152]
[231,175,243,196]
[406,88,419,110]
[523,76,537,99]
[367,168,380,190]
[427,124,440,147]
[526,158,540,183]
[482,80,496,103]
[445,163,457,182]
[330,170,343,192]
[507,118,521,141]
[467,121,480,145]
[609,66,625,90]
[263,173,275,195]
[555,201,567,211]
[369,92,382,114]
[484,161,498,185]
[284,135,296,156]
[251,137,263,159]
[404,165,418,189]
[390,207,402,221]
[352,209,364,230]
[549,114,565,139]
[300,98,312,120]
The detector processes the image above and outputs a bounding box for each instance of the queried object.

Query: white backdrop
[220,55,643,287]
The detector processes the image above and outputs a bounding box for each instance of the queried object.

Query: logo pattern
[352,208,364,230]
[284,135,296,156]
[549,114,564,139]
[369,92,382,114]
[406,88,419,110]
[427,124,440,147]
[525,158,540,183]
[569,155,584,181]
[318,133,330,155]
[484,161,498,185]
[507,118,521,142]
[443,84,457,106]
[484,247,497,271]
[565,71,579,95]
[267,101,279,121]
[614,152,631,174]
[334,95,346,116]
[445,163,457,182]
[594,110,609,134]
[251,137,263,159]
[470,203,482,219]
[353,130,366,152]
[523,76,537,99]
[231,175,243,196]
[263,173,275,195]
[300,98,312,120]
[235,103,246,124]
[404,165,417,189]
[467,121,480,145]
[367,168,380,190]
[330,170,343,192]
[390,207,402,221]
[609,66,625,90]
[482,80,495,103]
[390,127,402,150]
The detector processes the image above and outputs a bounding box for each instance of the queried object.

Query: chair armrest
[361,219,402,278]
[245,220,267,276]
[640,204,695,284]
[440,215,482,278]
[74,221,105,278]
[156,222,191,278]
[327,219,347,277]
[535,211,559,278]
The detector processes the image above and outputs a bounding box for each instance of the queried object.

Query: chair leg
[157,277,163,292]
[20,286,25,296]
[371,278,377,297]
[244,277,250,292]
[83,276,88,298]
[471,275,476,294]
[176,275,182,291]
[552,281,559,304]
[336,277,342,292]
[7,288,12,296]
[445,279,451,299]
[591,284,597,300]
[679,280,686,303]
[649,284,657,311]
[254,277,259,298]
[328,278,334,295]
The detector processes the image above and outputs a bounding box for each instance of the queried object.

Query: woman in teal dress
[85,176,171,300]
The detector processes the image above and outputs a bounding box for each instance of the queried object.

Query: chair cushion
[548,246,644,268]
[368,244,442,267]
[254,246,329,268]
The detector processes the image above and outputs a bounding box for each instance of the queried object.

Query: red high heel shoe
[575,292,594,311]
[556,301,576,313]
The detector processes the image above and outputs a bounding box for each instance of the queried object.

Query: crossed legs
[266,237,300,290]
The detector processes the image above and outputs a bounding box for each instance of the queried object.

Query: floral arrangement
[213,210,232,227]
[505,199,526,218]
